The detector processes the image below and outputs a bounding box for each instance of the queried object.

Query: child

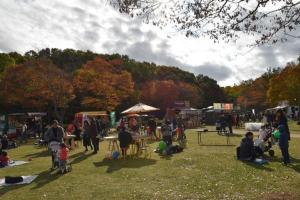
[59,143,69,173]
[278,125,290,165]
[82,120,93,151]
[0,151,10,168]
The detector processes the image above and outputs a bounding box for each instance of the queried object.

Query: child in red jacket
[0,151,10,168]
[59,143,69,173]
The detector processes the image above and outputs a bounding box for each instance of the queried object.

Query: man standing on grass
[45,120,64,143]
[87,117,99,154]
[278,125,290,165]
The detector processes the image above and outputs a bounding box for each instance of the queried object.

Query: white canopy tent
[121,103,159,114]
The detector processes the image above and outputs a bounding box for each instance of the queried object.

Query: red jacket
[59,147,69,161]
[0,155,9,166]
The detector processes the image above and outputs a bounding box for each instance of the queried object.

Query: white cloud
[0,0,299,86]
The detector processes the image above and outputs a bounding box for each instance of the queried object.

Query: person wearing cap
[44,120,64,143]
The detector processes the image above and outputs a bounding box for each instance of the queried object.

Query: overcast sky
[0,0,299,86]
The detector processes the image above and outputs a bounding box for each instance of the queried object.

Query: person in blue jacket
[278,125,290,165]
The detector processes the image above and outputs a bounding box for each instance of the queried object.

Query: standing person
[73,120,81,146]
[226,114,233,134]
[148,118,158,140]
[219,114,227,133]
[20,122,28,144]
[161,120,173,146]
[44,120,64,143]
[82,120,93,151]
[87,117,99,154]
[118,127,132,157]
[235,113,240,128]
[275,109,290,140]
[278,125,290,165]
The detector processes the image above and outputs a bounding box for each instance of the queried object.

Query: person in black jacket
[275,109,290,140]
[118,127,132,157]
[238,132,262,161]
[278,125,290,165]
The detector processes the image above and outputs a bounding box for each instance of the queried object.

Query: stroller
[48,141,72,173]
[254,126,275,157]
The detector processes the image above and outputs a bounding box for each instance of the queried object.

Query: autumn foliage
[0,59,74,120]
[140,80,200,111]
[73,57,134,111]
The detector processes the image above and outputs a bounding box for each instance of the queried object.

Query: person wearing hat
[44,120,64,143]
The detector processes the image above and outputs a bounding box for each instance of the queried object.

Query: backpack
[5,176,23,184]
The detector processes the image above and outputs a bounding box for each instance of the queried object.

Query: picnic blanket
[0,161,29,168]
[0,175,38,187]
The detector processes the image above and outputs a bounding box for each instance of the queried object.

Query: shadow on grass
[23,150,50,158]
[70,152,94,165]
[0,184,27,196]
[31,169,62,190]
[93,158,156,173]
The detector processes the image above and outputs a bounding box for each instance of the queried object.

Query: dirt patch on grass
[262,192,299,200]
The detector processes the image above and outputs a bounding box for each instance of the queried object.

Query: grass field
[0,127,300,200]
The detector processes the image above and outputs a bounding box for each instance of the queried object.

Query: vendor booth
[6,112,46,139]
[74,111,108,129]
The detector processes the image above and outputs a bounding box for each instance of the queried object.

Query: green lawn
[289,120,300,134]
[1,129,300,200]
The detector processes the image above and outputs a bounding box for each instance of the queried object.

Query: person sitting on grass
[238,132,263,161]
[59,143,69,173]
[278,125,290,165]
[118,127,132,157]
[0,151,10,168]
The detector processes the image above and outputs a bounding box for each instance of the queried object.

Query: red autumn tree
[0,59,75,120]
[140,80,200,111]
[73,57,134,111]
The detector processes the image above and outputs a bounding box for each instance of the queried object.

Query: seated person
[237,132,262,161]
[161,120,173,146]
[0,151,10,167]
[118,127,133,156]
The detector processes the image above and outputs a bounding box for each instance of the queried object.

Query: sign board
[213,103,233,110]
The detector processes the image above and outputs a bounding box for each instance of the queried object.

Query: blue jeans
[280,147,290,164]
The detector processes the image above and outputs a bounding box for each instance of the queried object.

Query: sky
[0,0,299,86]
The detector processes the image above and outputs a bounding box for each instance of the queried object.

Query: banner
[213,103,233,110]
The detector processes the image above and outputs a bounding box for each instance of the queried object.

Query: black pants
[162,135,172,146]
[280,147,290,164]
[228,125,233,134]
[91,137,99,152]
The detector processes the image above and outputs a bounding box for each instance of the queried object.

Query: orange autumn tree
[73,57,134,111]
[140,80,200,111]
[268,62,300,106]
[0,59,75,120]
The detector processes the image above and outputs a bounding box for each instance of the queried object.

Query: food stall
[75,111,108,129]
[6,112,46,139]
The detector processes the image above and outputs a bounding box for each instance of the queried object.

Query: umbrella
[121,103,159,114]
